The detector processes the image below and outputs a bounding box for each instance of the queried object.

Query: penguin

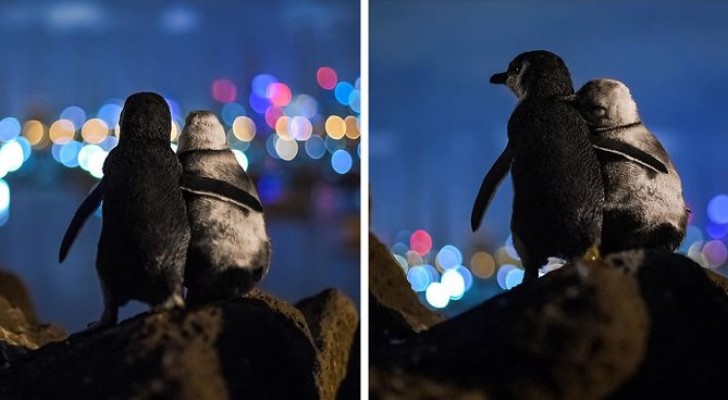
[176,111,270,305]
[569,78,688,253]
[59,92,189,329]
[472,50,605,283]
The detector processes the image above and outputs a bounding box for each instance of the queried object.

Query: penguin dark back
[486,50,604,283]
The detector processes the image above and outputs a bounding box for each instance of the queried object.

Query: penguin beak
[490,72,508,85]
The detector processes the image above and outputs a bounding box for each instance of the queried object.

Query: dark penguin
[473,50,604,282]
[59,92,189,328]
[177,111,270,304]
[571,78,688,253]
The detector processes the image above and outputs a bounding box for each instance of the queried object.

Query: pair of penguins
[471,50,688,283]
[58,92,271,329]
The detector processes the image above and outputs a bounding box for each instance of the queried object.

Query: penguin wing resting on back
[177,111,271,305]
[572,78,688,253]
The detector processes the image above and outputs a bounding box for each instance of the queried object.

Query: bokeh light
[49,119,76,144]
[0,141,24,172]
[267,82,292,107]
[325,115,346,139]
[266,106,285,129]
[505,268,525,289]
[456,266,473,291]
[702,240,728,268]
[708,194,728,224]
[331,149,352,174]
[334,82,354,105]
[496,264,518,290]
[316,66,338,90]
[348,89,361,113]
[707,222,728,240]
[231,149,249,171]
[59,106,86,129]
[274,136,298,161]
[212,79,237,103]
[97,103,122,127]
[81,118,109,144]
[436,245,463,271]
[0,117,21,142]
[425,282,450,308]
[289,116,313,141]
[221,102,246,126]
[249,92,270,114]
[275,116,291,140]
[407,265,431,292]
[393,254,409,274]
[252,74,278,98]
[441,269,465,300]
[410,229,433,256]
[0,179,9,226]
[344,116,360,139]
[232,116,256,141]
[22,120,46,147]
[405,250,423,267]
[470,251,495,279]
[305,135,326,159]
[59,141,83,168]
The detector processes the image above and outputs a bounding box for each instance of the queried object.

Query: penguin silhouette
[472,50,604,283]
[570,78,688,253]
[59,92,189,329]
[177,111,271,305]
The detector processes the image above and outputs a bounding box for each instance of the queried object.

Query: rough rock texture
[371,238,728,399]
[296,289,359,400]
[0,288,359,400]
[373,253,650,400]
[609,252,728,399]
[370,232,444,345]
[0,270,66,369]
[336,324,360,400]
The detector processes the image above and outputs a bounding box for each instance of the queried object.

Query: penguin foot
[84,306,118,332]
[583,245,601,262]
[152,293,185,313]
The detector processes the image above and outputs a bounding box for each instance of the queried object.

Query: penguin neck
[526,74,574,99]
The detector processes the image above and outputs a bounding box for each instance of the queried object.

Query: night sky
[371,1,728,312]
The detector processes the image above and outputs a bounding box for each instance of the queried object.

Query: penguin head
[573,79,640,128]
[118,92,171,143]
[178,111,229,152]
[490,50,574,100]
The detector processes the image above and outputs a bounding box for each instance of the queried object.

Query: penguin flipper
[591,137,668,174]
[471,143,513,232]
[180,173,263,213]
[59,178,108,263]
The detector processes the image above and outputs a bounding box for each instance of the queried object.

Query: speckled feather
[97,93,189,308]
[575,79,688,253]
[179,112,271,302]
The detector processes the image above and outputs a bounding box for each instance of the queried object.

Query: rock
[0,269,66,369]
[296,289,359,400]
[372,254,650,400]
[370,367,489,400]
[369,232,444,345]
[609,252,728,399]
[0,291,323,400]
[336,324,360,400]
[0,269,38,325]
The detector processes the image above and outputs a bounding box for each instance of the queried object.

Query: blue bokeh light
[0,117,21,142]
[97,103,122,127]
[334,82,354,105]
[59,141,83,168]
[60,106,86,129]
[331,149,352,174]
[221,102,246,126]
[305,136,326,159]
[407,265,432,292]
[708,194,728,224]
[252,74,278,98]
[505,269,525,290]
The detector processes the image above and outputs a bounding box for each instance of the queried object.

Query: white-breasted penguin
[571,78,688,253]
[177,111,271,304]
[471,50,605,283]
[59,92,190,329]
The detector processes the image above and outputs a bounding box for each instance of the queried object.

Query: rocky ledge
[0,278,359,400]
[370,232,728,400]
